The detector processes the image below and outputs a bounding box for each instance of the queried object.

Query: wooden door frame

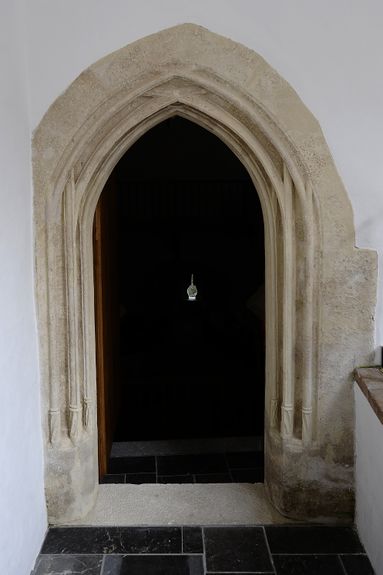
[93,175,119,478]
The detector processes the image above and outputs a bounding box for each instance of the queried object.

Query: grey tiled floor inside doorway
[102,437,264,484]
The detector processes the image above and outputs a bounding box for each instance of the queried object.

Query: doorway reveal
[94,117,265,484]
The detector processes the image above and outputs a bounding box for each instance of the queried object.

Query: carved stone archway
[33,24,377,523]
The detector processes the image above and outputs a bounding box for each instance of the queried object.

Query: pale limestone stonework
[32,24,377,523]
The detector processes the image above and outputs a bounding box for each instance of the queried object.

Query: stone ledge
[354,367,383,425]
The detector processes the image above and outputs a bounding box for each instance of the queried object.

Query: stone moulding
[32,24,377,523]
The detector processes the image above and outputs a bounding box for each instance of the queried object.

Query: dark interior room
[95,116,265,482]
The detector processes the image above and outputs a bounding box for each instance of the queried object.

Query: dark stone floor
[32,525,375,574]
[102,450,264,484]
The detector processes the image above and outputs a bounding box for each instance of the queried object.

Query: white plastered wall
[0,2,47,575]
[355,385,383,575]
[24,0,383,348]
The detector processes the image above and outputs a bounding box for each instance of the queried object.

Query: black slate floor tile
[35,524,373,575]
[100,474,125,484]
[102,554,204,575]
[231,468,264,482]
[34,554,103,575]
[340,554,375,575]
[157,453,228,475]
[183,527,203,553]
[41,526,181,554]
[204,526,273,572]
[109,456,155,474]
[114,526,182,554]
[265,526,364,554]
[41,527,120,554]
[158,474,194,483]
[194,472,232,483]
[226,450,264,469]
[273,554,344,575]
[125,473,156,484]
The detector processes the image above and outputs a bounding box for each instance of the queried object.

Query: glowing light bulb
[187,274,197,301]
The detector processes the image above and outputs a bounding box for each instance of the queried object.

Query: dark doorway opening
[94,116,265,483]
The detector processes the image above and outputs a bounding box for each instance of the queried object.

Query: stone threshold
[62,483,289,527]
[354,367,383,425]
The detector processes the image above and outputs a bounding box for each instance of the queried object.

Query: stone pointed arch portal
[33,24,376,523]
